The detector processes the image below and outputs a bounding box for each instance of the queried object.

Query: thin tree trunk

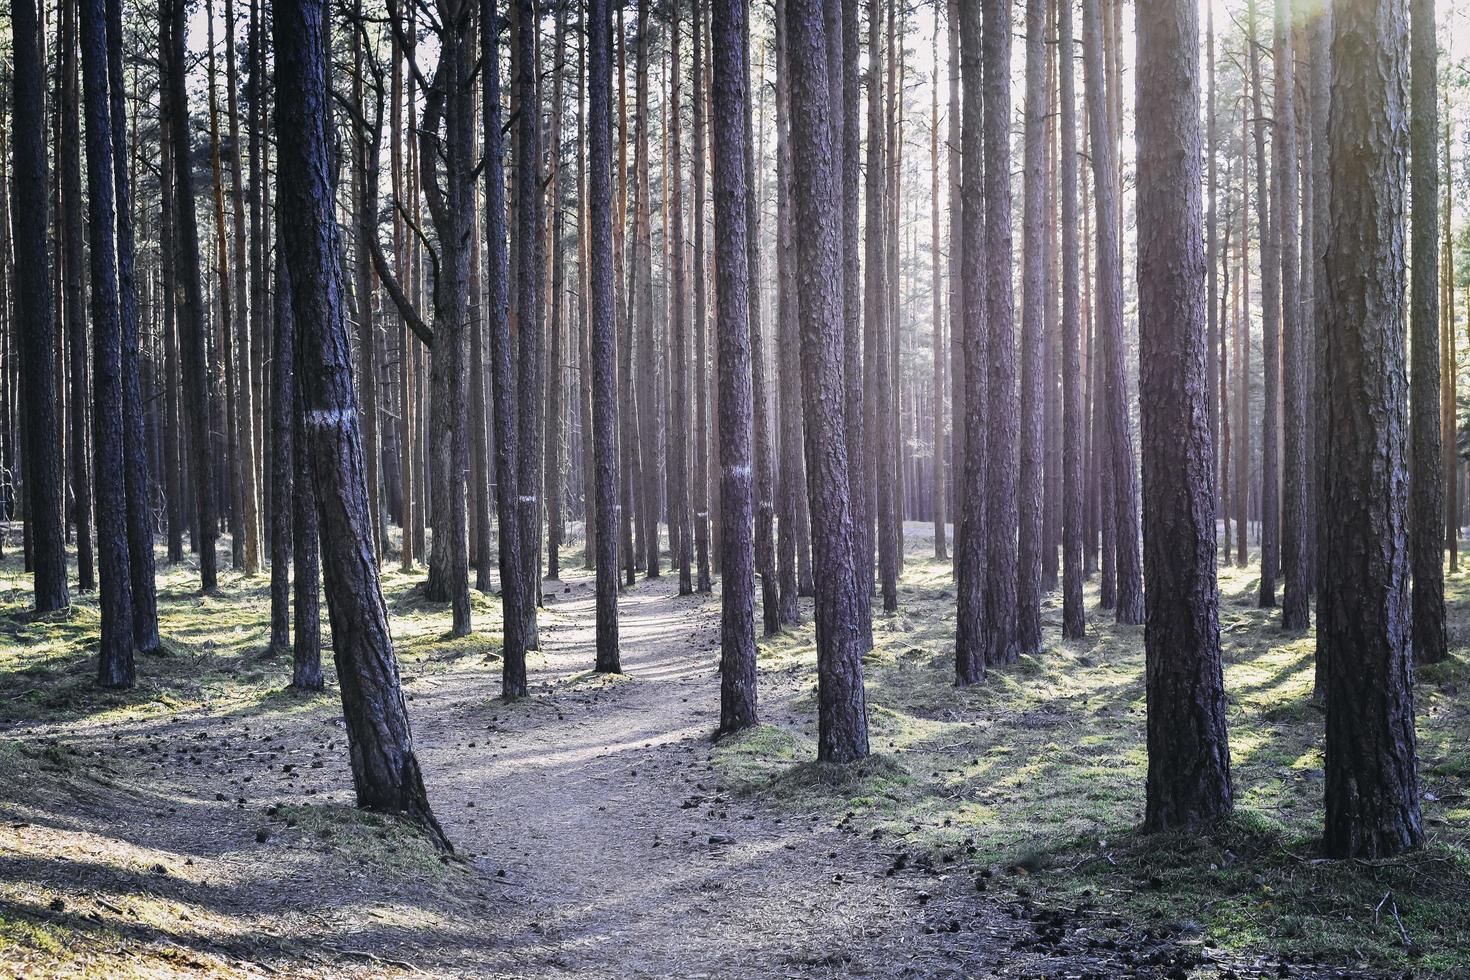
[1278,0,1309,630]
[1082,0,1143,624]
[955,0,989,686]
[588,0,622,672]
[669,0,693,595]
[1016,0,1047,655]
[163,0,219,594]
[713,0,758,731]
[1059,0,1085,641]
[1409,0,1446,660]
[1249,0,1280,606]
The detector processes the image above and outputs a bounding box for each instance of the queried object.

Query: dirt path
[411,570,1014,978]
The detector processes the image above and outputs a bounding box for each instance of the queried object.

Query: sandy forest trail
[410,570,1022,977]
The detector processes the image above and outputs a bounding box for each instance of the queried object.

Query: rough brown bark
[713,0,758,733]
[80,0,136,687]
[1136,0,1234,829]
[1320,0,1423,858]
[955,0,989,686]
[785,0,870,762]
[275,0,447,848]
[588,0,622,672]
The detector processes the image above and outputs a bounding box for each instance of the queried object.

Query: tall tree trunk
[1136,0,1233,829]
[947,0,964,578]
[774,0,806,624]
[1249,1,1280,606]
[80,0,136,687]
[1236,92,1251,566]
[1278,0,1309,630]
[61,0,96,596]
[786,0,870,762]
[107,0,157,650]
[692,0,713,593]
[1059,0,1084,641]
[163,0,219,594]
[274,0,448,849]
[351,11,381,567]
[1085,0,1143,624]
[486,0,531,693]
[1016,0,1046,656]
[632,0,661,579]
[866,0,896,615]
[982,0,1020,657]
[1409,0,1446,661]
[269,232,294,655]
[517,0,544,642]
[226,0,261,574]
[1321,0,1423,858]
[587,0,622,672]
[713,0,758,731]
[929,19,947,564]
[747,19,779,637]
[955,0,989,686]
[669,0,693,595]
[546,2,569,584]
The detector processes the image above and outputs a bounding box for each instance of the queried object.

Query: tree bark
[1059,0,1085,641]
[785,0,870,762]
[984,0,1019,659]
[1409,0,1446,662]
[1016,0,1047,656]
[1082,0,1143,624]
[274,0,448,848]
[713,0,758,732]
[587,0,622,673]
[1136,0,1234,829]
[955,0,989,686]
[80,0,136,687]
[1278,0,1309,631]
[1321,0,1423,858]
[163,0,219,595]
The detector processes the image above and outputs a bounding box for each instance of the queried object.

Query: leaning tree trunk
[1136,0,1234,829]
[1320,0,1423,859]
[274,0,448,849]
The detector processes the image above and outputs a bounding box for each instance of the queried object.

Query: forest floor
[0,522,1466,978]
